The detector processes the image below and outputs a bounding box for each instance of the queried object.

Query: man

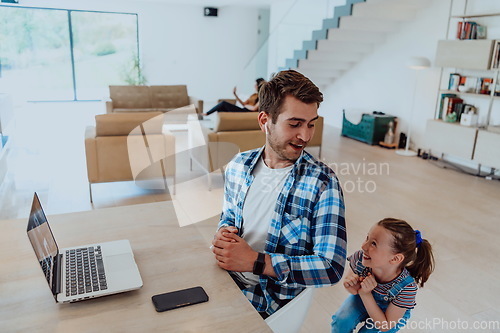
[211,70,347,318]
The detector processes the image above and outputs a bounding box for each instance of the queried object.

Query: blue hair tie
[415,230,423,247]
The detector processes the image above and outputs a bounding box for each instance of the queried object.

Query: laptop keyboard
[65,246,107,297]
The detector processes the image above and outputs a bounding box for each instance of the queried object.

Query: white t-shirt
[234,156,293,287]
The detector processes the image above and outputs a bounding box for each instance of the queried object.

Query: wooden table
[0,201,271,332]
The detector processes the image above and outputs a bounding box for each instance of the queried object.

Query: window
[0,6,139,101]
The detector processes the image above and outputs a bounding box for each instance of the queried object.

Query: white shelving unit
[438,89,499,100]
[426,6,500,169]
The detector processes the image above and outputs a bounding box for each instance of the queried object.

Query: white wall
[12,0,262,106]
[320,0,500,151]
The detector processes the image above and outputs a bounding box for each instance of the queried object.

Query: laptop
[26,193,143,303]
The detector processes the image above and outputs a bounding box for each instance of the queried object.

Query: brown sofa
[188,112,323,189]
[106,85,203,122]
[85,112,176,202]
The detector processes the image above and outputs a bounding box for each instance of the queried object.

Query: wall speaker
[204,7,218,17]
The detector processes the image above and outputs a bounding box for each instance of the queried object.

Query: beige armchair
[85,112,175,202]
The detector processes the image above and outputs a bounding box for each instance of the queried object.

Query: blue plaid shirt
[218,147,347,316]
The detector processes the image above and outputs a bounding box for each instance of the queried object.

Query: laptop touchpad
[106,254,135,271]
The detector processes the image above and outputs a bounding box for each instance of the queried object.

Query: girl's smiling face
[361,225,399,269]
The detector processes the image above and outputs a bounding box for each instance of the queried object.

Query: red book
[447,97,464,118]
[457,21,463,39]
[481,78,493,94]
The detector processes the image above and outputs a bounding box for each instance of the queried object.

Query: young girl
[331,218,434,333]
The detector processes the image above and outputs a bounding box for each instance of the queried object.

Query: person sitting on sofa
[205,78,266,116]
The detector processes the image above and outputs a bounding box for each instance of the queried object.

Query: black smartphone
[152,286,209,312]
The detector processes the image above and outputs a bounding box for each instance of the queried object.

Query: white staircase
[281,0,431,87]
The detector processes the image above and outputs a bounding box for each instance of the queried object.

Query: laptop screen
[27,193,59,296]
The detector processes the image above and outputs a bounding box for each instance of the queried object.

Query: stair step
[333,4,352,18]
[316,40,373,54]
[307,77,334,87]
[302,40,317,51]
[306,49,364,62]
[322,17,340,30]
[312,29,328,41]
[352,0,424,21]
[326,29,386,44]
[298,60,352,71]
[294,49,308,60]
[297,69,344,79]
[347,0,366,5]
[286,58,299,68]
[339,16,401,32]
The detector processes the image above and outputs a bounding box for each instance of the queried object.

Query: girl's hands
[359,273,377,295]
[343,275,362,295]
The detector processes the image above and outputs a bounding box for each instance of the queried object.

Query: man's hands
[212,227,258,272]
[214,226,238,243]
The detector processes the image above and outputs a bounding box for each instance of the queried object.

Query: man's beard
[266,127,305,164]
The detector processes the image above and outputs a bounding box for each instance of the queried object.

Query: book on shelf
[456,21,484,40]
[476,25,486,39]
[453,102,466,121]
[456,21,463,39]
[469,22,477,39]
[448,73,461,90]
[480,78,493,94]
[438,93,457,120]
[491,40,500,69]
[442,97,463,121]
[459,76,467,86]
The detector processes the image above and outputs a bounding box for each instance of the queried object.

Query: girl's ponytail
[378,218,435,288]
[407,239,434,287]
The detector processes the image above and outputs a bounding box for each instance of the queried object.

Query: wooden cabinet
[473,130,500,168]
[435,39,494,70]
[425,120,477,160]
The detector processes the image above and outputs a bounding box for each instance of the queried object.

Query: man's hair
[258,70,323,123]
